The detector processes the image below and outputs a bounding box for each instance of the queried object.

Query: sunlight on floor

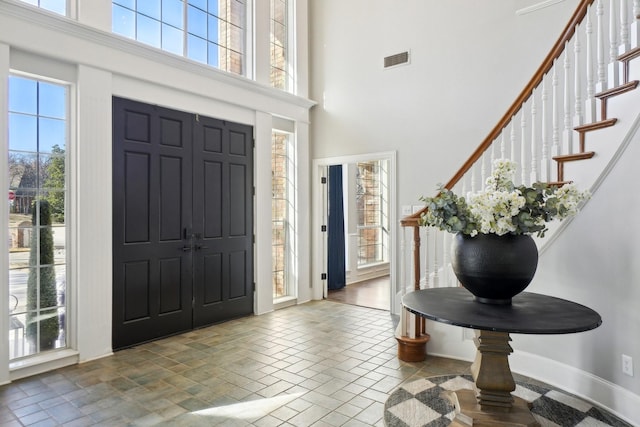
[191,392,305,419]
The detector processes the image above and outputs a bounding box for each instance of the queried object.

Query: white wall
[520,123,640,396]
[0,0,313,381]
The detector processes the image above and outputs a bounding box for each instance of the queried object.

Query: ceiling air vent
[384,51,410,69]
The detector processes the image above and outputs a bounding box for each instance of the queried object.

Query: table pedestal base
[442,330,540,426]
[443,390,539,427]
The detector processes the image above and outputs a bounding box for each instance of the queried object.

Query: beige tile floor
[1,301,474,426]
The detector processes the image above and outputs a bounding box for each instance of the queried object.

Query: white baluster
[470,162,477,194]
[585,6,598,122]
[521,110,528,185]
[541,77,550,182]
[552,62,561,158]
[632,0,640,48]
[530,91,538,184]
[510,118,517,163]
[563,45,574,154]
[574,23,584,127]
[423,228,429,289]
[620,0,631,53]
[500,132,507,160]
[596,0,607,91]
[461,176,468,200]
[609,0,621,87]
[442,231,450,287]
[491,138,498,165]
[432,229,439,287]
[481,152,487,187]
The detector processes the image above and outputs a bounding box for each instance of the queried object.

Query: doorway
[312,152,397,313]
[112,97,254,349]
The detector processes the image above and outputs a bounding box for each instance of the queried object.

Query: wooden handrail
[402,0,594,225]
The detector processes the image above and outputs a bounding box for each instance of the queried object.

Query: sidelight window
[271,130,295,299]
[356,160,389,267]
[112,0,247,75]
[7,75,68,360]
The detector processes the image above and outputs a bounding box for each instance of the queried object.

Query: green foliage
[43,145,65,223]
[26,199,60,351]
[419,160,589,237]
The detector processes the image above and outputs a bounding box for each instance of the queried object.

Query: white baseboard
[510,350,640,426]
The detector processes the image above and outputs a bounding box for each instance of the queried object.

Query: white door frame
[311,151,398,313]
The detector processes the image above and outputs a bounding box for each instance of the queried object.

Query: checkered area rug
[384,375,632,427]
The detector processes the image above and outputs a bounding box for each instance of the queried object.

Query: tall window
[270,0,291,91]
[19,0,66,15]
[112,0,246,75]
[271,131,295,299]
[8,76,68,359]
[356,160,389,267]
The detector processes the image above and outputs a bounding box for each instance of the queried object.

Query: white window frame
[6,68,77,375]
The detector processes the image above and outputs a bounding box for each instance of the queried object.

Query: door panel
[113,97,194,350]
[192,116,253,327]
[113,98,254,349]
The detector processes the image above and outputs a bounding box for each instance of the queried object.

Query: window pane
[207,42,220,67]
[9,154,38,191]
[228,23,244,53]
[208,15,219,44]
[39,0,66,15]
[272,21,286,48]
[187,34,207,63]
[139,0,161,20]
[9,269,29,312]
[163,0,184,29]
[9,114,37,152]
[162,23,184,55]
[273,0,286,25]
[208,0,220,17]
[113,0,135,8]
[38,83,66,119]
[39,118,66,153]
[227,0,245,27]
[40,155,66,191]
[112,4,136,38]
[188,0,207,10]
[9,77,37,115]
[188,5,207,38]
[228,49,243,74]
[137,14,162,48]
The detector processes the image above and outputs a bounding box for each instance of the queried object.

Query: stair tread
[595,80,639,99]
[553,151,596,161]
[545,181,573,186]
[574,118,617,132]
[618,46,640,62]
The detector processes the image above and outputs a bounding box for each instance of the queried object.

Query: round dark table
[402,287,602,427]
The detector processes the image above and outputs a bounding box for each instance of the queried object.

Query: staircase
[396,0,640,362]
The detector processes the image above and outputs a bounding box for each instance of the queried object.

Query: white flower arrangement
[420,159,590,237]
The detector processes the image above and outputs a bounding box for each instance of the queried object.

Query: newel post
[396,220,430,362]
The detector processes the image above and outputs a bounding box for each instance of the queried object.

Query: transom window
[7,76,68,360]
[112,0,246,75]
[18,0,66,15]
[270,0,291,91]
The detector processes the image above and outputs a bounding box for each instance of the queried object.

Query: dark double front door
[112,97,253,350]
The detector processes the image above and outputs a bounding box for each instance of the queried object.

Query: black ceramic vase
[451,232,539,305]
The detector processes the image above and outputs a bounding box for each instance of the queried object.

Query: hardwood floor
[327,276,390,310]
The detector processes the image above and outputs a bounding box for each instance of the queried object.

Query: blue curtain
[328,165,346,290]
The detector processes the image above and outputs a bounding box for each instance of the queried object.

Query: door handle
[195,244,209,250]
[182,246,192,252]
